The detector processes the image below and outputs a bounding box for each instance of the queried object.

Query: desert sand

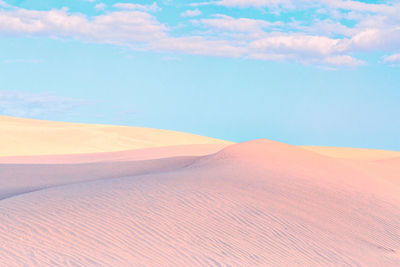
[0,117,399,266]
[0,144,229,164]
[0,115,232,156]
[301,145,400,160]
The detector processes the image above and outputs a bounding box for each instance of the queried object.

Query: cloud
[180,9,201,17]
[153,35,246,57]
[199,14,282,32]
[0,90,90,117]
[0,0,13,8]
[213,0,293,8]
[0,8,167,46]
[1,1,399,67]
[322,0,396,14]
[247,35,362,66]
[0,7,245,58]
[249,34,346,56]
[350,27,400,51]
[322,55,365,67]
[95,3,106,11]
[113,2,160,12]
[211,0,398,13]
[289,19,356,37]
[383,53,400,63]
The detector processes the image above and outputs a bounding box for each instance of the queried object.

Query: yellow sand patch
[0,115,232,156]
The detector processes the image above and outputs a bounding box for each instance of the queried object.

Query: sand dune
[0,144,229,164]
[1,139,399,266]
[0,115,232,156]
[301,145,400,160]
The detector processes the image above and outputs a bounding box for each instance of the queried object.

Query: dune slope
[0,115,232,156]
[0,140,399,266]
[0,144,228,164]
[301,145,400,160]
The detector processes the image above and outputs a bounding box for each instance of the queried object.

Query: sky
[0,0,400,150]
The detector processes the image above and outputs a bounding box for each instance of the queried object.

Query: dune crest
[0,144,229,164]
[0,115,232,156]
[301,145,400,160]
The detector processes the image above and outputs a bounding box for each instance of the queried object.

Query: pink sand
[0,144,229,164]
[0,140,399,266]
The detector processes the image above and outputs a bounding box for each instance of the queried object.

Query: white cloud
[212,0,398,13]
[350,27,400,51]
[0,90,89,117]
[249,34,345,55]
[247,52,291,61]
[113,2,160,12]
[383,53,400,63]
[0,8,167,46]
[181,9,201,17]
[95,3,106,11]
[153,36,247,57]
[0,0,12,8]
[0,7,245,58]
[213,0,293,8]
[1,1,399,67]
[200,14,282,32]
[248,52,363,67]
[322,0,396,14]
[246,35,362,67]
[322,55,365,66]
[290,19,356,37]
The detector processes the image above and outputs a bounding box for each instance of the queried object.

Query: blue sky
[1,0,400,150]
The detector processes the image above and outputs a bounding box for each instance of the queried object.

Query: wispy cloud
[210,0,399,12]
[0,8,243,57]
[113,2,160,12]
[0,0,12,8]
[181,9,201,17]
[199,14,282,33]
[0,90,90,117]
[95,3,106,11]
[211,0,295,9]
[383,53,400,64]
[0,9,166,47]
[0,0,399,67]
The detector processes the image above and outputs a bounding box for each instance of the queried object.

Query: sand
[0,115,232,156]
[301,145,400,160]
[0,137,399,266]
[0,144,229,164]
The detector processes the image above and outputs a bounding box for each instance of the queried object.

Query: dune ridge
[301,145,400,160]
[1,139,399,266]
[0,115,232,156]
[0,144,229,164]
